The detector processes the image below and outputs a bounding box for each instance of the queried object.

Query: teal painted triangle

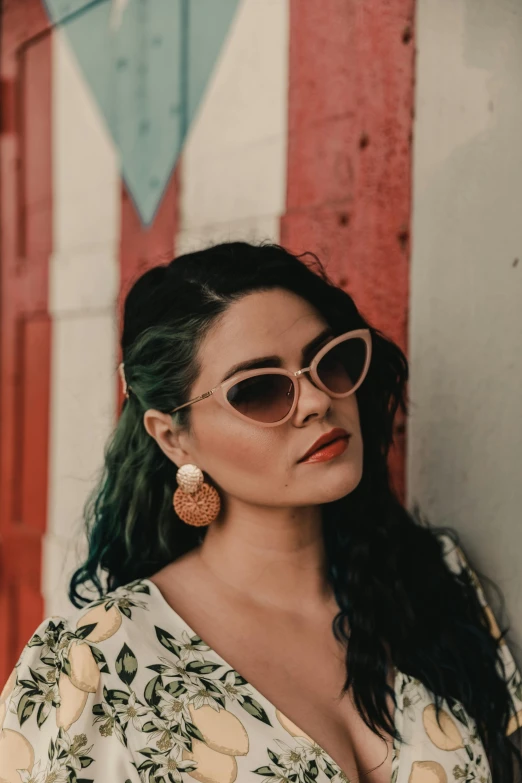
[44,0,240,225]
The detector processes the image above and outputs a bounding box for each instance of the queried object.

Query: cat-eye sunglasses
[169,328,372,427]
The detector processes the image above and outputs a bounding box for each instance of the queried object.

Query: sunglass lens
[316,337,367,393]
[226,374,295,422]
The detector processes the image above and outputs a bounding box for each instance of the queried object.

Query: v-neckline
[140,577,401,783]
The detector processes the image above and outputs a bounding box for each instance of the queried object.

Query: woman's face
[154,288,364,509]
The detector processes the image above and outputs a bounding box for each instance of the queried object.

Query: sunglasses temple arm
[171,388,217,414]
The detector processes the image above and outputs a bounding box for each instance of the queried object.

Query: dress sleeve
[438,533,522,739]
[0,614,141,783]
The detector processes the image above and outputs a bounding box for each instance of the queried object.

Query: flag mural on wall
[43,0,241,225]
[0,0,414,677]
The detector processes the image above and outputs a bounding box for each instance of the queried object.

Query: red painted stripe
[281,0,416,501]
[117,163,182,412]
[0,0,53,678]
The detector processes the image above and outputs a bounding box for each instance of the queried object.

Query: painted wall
[176,0,289,253]
[45,26,121,619]
[1,0,414,674]
[42,0,412,623]
[45,0,291,620]
[408,0,522,654]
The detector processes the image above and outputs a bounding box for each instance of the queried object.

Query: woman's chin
[301,470,362,505]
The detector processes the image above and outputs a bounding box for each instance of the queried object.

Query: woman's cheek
[202,422,282,472]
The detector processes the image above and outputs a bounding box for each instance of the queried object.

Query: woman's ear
[142,409,192,467]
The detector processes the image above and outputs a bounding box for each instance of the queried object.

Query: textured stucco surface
[408,0,522,660]
[281,0,416,499]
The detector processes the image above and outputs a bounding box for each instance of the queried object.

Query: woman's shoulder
[2,578,158,724]
[21,578,158,659]
[433,530,500,622]
[0,579,165,778]
[433,530,522,736]
[0,580,160,781]
[66,577,157,642]
[433,530,465,570]
[433,530,500,611]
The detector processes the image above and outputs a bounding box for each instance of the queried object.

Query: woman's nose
[295,371,331,412]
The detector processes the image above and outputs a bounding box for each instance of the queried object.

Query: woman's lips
[298,427,350,462]
[299,435,350,464]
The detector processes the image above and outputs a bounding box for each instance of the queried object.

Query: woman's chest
[151,571,396,782]
[233,632,396,783]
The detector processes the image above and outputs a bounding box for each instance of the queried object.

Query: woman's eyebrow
[220,326,334,383]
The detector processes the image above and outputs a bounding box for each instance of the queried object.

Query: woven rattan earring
[173,464,221,527]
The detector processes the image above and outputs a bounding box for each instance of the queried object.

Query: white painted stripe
[177,0,289,252]
[176,215,282,256]
[45,29,120,617]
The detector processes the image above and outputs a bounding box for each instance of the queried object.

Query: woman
[1,241,521,783]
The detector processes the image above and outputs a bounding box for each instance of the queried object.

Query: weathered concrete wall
[408,0,522,655]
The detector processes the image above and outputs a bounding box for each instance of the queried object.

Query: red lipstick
[298,427,350,464]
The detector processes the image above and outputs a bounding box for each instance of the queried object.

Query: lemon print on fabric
[0,728,35,783]
[183,703,249,782]
[422,704,464,750]
[409,760,447,782]
[55,627,112,731]
[5,613,112,735]
[507,708,522,736]
[0,668,16,730]
[67,640,101,693]
[182,737,238,783]
[56,669,88,730]
[58,640,101,730]
[454,546,506,646]
[275,707,315,742]
[187,703,249,756]
[55,598,126,730]
[76,601,123,643]
[483,605,505,646]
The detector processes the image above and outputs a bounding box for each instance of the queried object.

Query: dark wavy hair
[69,241,521,781]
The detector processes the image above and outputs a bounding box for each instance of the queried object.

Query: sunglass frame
[169,328,372,426]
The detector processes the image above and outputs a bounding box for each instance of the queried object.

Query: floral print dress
[0,533,521,783]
